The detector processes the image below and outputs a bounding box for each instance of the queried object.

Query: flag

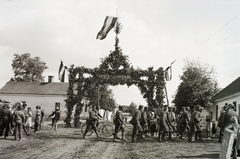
[96,16,118,40]
[58,61,67,82]
[165,66,172,81]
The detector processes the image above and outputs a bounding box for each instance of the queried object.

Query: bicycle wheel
[102,124,114,137]
[81,124,93,136]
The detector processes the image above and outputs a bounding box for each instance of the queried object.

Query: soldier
[83,106,101,139]
[113,106,126,142]
[158,105,170,142]
[13,105,25,140]
[179,107,190,139]
[147,108,154,136]
[193,105,203,141]
[188,106,196,142]
[167,107,176,140]
[140,107,148,137]
[130,105,143,142]
[0,104,12,139]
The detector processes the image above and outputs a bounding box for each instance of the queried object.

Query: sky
[0,0,240,106]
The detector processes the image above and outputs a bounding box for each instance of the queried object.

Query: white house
[0,76,89,119]
[211,76,240,121]
[0,76,117,121]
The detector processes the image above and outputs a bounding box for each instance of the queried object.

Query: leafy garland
[64,53,166,127]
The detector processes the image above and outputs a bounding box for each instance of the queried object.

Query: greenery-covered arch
[64,22,166,128]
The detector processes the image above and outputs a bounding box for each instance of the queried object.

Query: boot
[188,133,192,142]
[195,132,199,141]
[169,132,174,140]
[131,133,135,143]
[113,133,120,142]
[199,131,203,141]
[162,133,167,141]
[122,131,127,141]
[158,133,163,142]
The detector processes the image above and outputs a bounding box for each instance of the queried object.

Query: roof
[214,76,240,100]
[0,81,69,95]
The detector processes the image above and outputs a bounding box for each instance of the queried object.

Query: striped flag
[96,16,118,40]
[58,61,67,82]
[165,66,172,81]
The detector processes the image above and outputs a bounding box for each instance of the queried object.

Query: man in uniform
[140,107,148,138]
[194,105,203,141]
[83,106,101,139]
[13,105,25,140]
[113,106,126,142]
[167,107,176,140]
[131,105,143,142]
[179,107,190,139]
[158,105,170,142]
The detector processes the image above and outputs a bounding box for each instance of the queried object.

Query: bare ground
[0,122,221,159]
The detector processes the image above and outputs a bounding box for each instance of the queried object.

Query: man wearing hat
[113,105,126,142]
[0,104,13,139]
[131,105,143,142]
[13,105,25,140]
[83,106,101,139]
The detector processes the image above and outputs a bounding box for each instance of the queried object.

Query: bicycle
[81,119,114,137]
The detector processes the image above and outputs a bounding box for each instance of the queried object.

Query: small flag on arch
[96,16,118,40]
[58,60,68,82]
[165,66,172,81]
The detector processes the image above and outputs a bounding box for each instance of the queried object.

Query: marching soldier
[130,105,143,142]
[113,106,127,142]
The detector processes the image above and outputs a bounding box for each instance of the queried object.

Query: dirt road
[0,123,221,159]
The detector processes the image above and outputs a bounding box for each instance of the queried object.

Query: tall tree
[11,53,48,82]
[129,101,137,116]
[173,58,219,113]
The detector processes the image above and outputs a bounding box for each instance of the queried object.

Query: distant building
[0,76,88,119]
[211,77,240,121]
[0,76,118,121]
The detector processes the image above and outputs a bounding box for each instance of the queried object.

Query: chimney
[48,76,54,83]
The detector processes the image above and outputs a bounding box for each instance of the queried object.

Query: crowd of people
[0,101,61,141]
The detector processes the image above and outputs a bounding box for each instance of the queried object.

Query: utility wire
[190,12,240,55]
[199,28,240,57]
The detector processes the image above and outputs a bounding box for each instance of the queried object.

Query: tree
[86,83,116,111]
[129,101,137,116]
[173,58,219,113]
[11,53,48,82]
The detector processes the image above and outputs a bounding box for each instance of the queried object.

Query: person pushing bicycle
[83,106,102,139]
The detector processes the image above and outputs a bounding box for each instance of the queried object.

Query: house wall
[0,94,67,120]
[211,92,240,121]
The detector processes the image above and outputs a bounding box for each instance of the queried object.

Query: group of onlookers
[0,102,47,141]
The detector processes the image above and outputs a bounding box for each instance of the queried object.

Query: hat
[18,105,23,110]
[227,104,235,110]
[6,104,10,108]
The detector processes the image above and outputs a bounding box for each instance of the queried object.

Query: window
[55,102,60,110]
